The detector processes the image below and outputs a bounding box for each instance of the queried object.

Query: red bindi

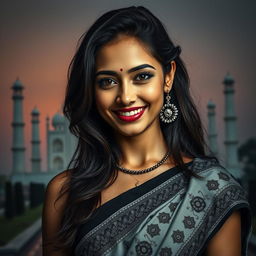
[120,68,123,72]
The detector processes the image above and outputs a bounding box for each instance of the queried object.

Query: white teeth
[118,107,144,116]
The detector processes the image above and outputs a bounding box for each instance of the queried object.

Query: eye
[97,78,117,88]
[135,72,154,81]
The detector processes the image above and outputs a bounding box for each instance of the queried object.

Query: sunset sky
[0,0,255,175]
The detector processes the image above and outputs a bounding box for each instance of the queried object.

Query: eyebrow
[95,64,156,77]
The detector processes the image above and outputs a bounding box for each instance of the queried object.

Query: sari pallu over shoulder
[74,157,252,256]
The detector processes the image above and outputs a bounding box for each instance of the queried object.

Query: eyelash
[97,72,154,88]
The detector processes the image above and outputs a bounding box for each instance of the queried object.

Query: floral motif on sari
[74,157,252,256]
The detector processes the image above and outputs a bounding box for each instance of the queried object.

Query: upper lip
[113,106,147,112]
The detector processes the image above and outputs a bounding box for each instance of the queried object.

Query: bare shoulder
[43,169,72,216]
[46,170,70,205]
[182,156,194,163]
[49,169,71,185]
[48,169,71,191]
[206,210,241,256]
[42,169,72,255]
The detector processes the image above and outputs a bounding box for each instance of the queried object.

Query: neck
[114,120,171,169]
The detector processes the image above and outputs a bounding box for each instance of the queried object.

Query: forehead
[95,36,161,70]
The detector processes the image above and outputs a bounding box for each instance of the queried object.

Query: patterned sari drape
[74,157,252,256]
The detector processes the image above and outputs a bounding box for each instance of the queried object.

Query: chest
[97,164,175,208]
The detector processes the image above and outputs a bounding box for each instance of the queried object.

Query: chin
[113,123,150,137]
[115,129,145,137]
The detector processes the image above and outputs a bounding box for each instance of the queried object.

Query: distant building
[31,106,41,173]
[207,100,218,157]
[47,113,77,172]
[10,78,77,186]
[207,72,244,181]
[11,78,26,174]
[223,73,242,179]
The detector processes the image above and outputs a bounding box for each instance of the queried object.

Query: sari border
[75,163,184,242]
[75,169,186,254]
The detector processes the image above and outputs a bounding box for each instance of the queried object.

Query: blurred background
[0,0,255,255]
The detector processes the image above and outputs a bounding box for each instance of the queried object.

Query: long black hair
[45,5,218,252]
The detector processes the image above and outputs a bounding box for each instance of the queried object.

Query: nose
[116,82,137,105]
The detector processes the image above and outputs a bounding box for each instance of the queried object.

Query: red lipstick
[113,106,147,122]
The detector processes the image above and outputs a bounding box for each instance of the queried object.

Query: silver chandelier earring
[159,90,178,123]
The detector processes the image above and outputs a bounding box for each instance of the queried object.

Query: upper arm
[206,210,241,256]
[42,170,70,256]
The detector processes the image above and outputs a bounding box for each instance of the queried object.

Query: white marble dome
[52,113,65,127]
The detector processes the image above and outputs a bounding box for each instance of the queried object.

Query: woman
[42,6,252,256]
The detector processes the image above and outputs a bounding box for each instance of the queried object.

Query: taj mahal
[10,79,77,185]
[9,73,244,186]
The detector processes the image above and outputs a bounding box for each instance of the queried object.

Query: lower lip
[114,107,147,122]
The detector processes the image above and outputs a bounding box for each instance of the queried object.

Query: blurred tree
[0,174,7,208]
[238,137,256,216]
[0,174,7,184]
[4,181,16,219]
[238,137,256,179]
[29,182,45,208]
[14,182,25,215]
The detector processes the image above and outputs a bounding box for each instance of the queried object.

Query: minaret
[11,78,26,173]
[223,72,242,179]
[46,116,50,172]
[31,107,41,172]
[207,100,218,157]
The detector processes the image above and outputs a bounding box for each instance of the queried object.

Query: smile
[118,107,144,116]
[113,106,147,122]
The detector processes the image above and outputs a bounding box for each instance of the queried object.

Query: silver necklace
[116,150,170,175]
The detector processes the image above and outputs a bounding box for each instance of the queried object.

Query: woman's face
[94,35,176,137]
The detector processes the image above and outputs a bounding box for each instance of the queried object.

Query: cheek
[140,83,164,105]
[95,90,115,112]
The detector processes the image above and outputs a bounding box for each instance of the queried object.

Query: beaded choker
[116,150,170,175]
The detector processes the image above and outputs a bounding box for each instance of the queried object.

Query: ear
[164,61,176,93]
